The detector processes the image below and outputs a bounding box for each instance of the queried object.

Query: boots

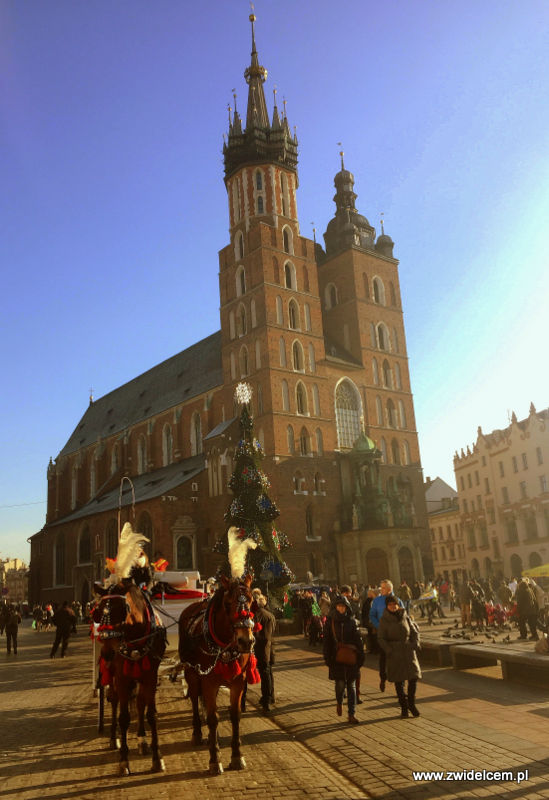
[396,684,408,718]
[407,681,420,717]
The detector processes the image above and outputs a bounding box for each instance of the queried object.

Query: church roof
[48,454,205,527]
[58,331,223,458]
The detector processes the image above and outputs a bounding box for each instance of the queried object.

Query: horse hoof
[151,758,166,773]
[138,741,150,756]
[191,734,203,746]
[228,756,246,771]
[118,762,131,776]
[209,762,223,775]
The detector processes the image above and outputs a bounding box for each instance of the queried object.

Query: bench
[450,643,549,688]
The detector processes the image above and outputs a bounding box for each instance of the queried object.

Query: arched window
[282,227,292,254]
[279,337,287,367]
[232,182,241,224]
[255,339,261,369]
[387,399,397,428]
[363,273,370,298]
[239,345,249,377]
[391,438,401,465]
[236,266,246,297]
[110,445,118,476]
[304,303,311,331]
[395,362,402,389]
[299,427,310,456]
[105,519,118,559]
[162,424,173,466]
[191,412,202,456]
[398,400,407,429]
[312,384,320,416]
[382,359,392,388]
[306,506,314,538]
[281,172,289,216]
[315,427,324,455]
[308,343,316,373]
[335,379,362,449]
[230,351,236,380]
[380,437,387,463]
[284,262,296,289]
[325,283,338,309]
[376,396,383,425]
[250,298,257,327]
[314,472,324,493]
[229,310,235,339]
[234,231,244,260]
[296,381,308,415]
[273,257,280,284]
[257,195,264,214]
[288,299,299,330]
[293,470,305,493]
[377,323,389,351]
[276,296,283,324]
[54,532,65,586]
[372,358,379,385]
[287,425,295,454]
[303,265,310,292]
[255,170,263,190]
[373,277,385,305]
[176,536,194,570]
[292,340,304,371]
[403,440,411,465]
[78,525,91,564]
[282,379,290,411]
[237,303,247,336]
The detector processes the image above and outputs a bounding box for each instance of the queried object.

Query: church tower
[218,14,328,461]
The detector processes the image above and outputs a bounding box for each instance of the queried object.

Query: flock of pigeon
[429,619,515,644]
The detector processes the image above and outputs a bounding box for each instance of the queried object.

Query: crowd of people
[0,599,84,657]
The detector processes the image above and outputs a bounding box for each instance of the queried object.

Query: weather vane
[337,142,345,169]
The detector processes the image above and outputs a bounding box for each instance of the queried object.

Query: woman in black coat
[323,595,364,724]
[377,595,421,718]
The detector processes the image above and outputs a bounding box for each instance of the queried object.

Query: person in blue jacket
[369,579,404,691]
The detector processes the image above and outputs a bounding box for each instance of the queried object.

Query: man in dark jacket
[50,600,75,658]
[254,595,276,713]
[515,579,539,640]
[323,595,364,724]
[5,605,21,655]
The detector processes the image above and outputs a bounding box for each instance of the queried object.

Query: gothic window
[380,437,387,463]
[257,195,264,214]
[288,299,299,330]
[239,345,249,377]
[257,384,263,415]
[293,470,305,493]
[403,440,411,465]
[234,230,244,260]
[282,379,290,411]
[236,265,246,296]
[312,384,320,416]
[279,337,287,367]
[315,427,324,455]
[54,532,65,586]
[282,227,292,254]
[335,379,361,449]
[237,303,247,336]
[284,262,296,289]
[176,536,193,570]
[372,358,379,385]
[373,277,385,305]
[78,525,91,564]
[162,424,173,466]
[105,519,118,559]
[287,425,295,455]
[304,303,311,331]
[230,352,236,380]
[377,323,389,351]
[255,170,263,190]
[276,295,283,324]
[308,343,316,373]
[191,412,202,456]
[375,395,383,425]
[398,400,407,429]
[110,445,119,475]
[363,273,370,298]
[303,265,310,292]
[296,381,308,415]
[299,427,310,456]
[232,182,240,224]
[273,257,280,284]
[229,310,235,339]
[387,399,397,428]
[391,439,401,465]
[325,283,338,309]
[306,505,314,538]
[292,340,305,371]
[251,298,257,327]
[255,339,261,369]
[382,359,392,388]
[395,362,402,389]
[281,172,289,217]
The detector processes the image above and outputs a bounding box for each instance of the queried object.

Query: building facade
[29,16,430,605]
[1,558,28,605]
[453,404,549,580]
[425,477,467,584]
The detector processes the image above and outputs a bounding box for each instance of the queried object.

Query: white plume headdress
[113,522,150,583]
[227,526,257,579]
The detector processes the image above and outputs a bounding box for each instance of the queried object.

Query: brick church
[29,15,431,606]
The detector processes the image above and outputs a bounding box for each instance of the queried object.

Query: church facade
[29,16,431,606]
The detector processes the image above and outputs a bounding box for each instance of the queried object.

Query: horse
[92,580,167,775]
[178,573,259,775]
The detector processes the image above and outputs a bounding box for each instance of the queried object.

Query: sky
[1,0,548,563]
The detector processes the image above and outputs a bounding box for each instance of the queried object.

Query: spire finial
[89,387,94,405]
[311,222,316,244]
[249,5,257,54]
[232,88,237,113]
[380,212,385,236]
[283,97,287,118]
[273,85,277,104]
[227,103,232,125]
[337,142,345,170]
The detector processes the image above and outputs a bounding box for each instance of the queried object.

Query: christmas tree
[216,382,294,595]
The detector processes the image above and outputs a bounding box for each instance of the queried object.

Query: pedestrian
[254,594,276,713]
[369,579,404,692]
[5,604,22,655]
[50,600,75,658]
[323,595,364,724]
[377,594,421,718]
[515,579,539,641]
[0,602,8,635]
[397,580,412,613]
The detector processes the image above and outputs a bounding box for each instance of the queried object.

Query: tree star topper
[235,381,253,406]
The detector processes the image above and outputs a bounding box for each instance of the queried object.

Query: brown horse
[178,574,259,774]
[92,581,167,775]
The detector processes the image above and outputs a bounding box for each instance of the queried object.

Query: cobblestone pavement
[2,619,549,799]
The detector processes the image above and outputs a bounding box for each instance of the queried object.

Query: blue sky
[1,1,548,563]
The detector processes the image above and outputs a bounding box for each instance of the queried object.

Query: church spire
[244,13,269,130]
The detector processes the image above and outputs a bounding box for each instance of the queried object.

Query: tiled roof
[58,331,223,458]
[205,417,237,440]
[48,454,205,527]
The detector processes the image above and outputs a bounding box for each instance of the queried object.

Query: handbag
[332,620,357,665]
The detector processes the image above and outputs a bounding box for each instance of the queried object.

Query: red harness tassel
[246,653,261,685]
